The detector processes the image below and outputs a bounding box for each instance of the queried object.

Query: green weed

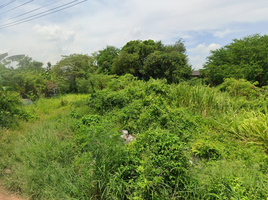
[1,76,268,199]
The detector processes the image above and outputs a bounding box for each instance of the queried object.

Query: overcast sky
[1,0,268,69]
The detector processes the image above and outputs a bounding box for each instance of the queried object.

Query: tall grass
[189,160,268,199]
[0,94,89,199]
[230,111,268,148]
[27,94,88,118]
[170,83,236,117]
[0,120,78,199]
[169,82,268,148]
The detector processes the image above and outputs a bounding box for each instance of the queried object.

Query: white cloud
[189,55,204,70]
[188,43,221,69]
[0,0,268,68]
[190,43,221,55]
[213,29,234,38]
[33,24,75,43]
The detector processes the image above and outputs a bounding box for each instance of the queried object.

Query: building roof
[191,70,200,77]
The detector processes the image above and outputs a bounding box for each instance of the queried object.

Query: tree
[0,53,25,66]
[201,34,268,86]
[0,55,53,99]
[112,40,159,78]
[111,39,192,82]
[142,50,192,83]
[46,62,52,72]
[112,51,140,76]
[93,45,120,74]
[142,40,191,83]
[52,54,96,93]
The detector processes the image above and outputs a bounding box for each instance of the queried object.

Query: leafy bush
[0,91,22,128]
[124,129,191,199]
[77,74,116,94]
[218,78,261,100]
[88,89,133,113]
[81,114,101,126]
[191,139,222,160]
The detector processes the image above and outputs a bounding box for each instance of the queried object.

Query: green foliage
[77,74,115,94]
[124,129,190,199]
[142,50,192,83]
[230,111,268,149]
[192,160,268,199]
[81,114,101,126]
[52,53,96,93]
[88,88,133,113]
[170,82,235,117]
[0,56,59,100]
[0,91,22,128]
[191,139,222,160]
[112,39,192,82]
[2,74,268,199]
[201,34,268,86]
[93,45,120,74]
[218,78,262,100]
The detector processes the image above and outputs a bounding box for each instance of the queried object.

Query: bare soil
[0,184,27,200]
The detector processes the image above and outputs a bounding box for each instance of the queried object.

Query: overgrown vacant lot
[1,75,268,199]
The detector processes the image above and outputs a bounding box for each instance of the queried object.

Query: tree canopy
[201,34,268,86]
[52,54,96,93]
[93,45,120,74]
[111,39,192,83]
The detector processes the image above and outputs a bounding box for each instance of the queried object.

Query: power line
[0,0,16,9]
[0,0,34,16]
[0,0,87,29]
[0,0,62,23]
[0,0,77,26]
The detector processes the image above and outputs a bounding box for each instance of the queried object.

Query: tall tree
[111,39,192,82]
[201,34,268,86]
[112,39,158,78]
[93,45,120,74]
[52,54,96,93]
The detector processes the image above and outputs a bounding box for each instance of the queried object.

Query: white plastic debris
[121,130,135,144]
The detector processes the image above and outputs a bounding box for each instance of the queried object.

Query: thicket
[1,75,268,199]
[0,91,21,128]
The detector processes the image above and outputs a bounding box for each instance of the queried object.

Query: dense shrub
[123,129,191,199]
[218,78,261,100]
[0,91,22,128]
[88,89,133,113]
[2,74,268,199]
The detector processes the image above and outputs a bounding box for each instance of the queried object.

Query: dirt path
[0,184,27,200]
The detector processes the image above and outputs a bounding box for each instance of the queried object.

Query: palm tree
[0,53,25,91]
[0,53,25,66]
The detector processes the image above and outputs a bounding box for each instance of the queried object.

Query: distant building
[191,70,200,77]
